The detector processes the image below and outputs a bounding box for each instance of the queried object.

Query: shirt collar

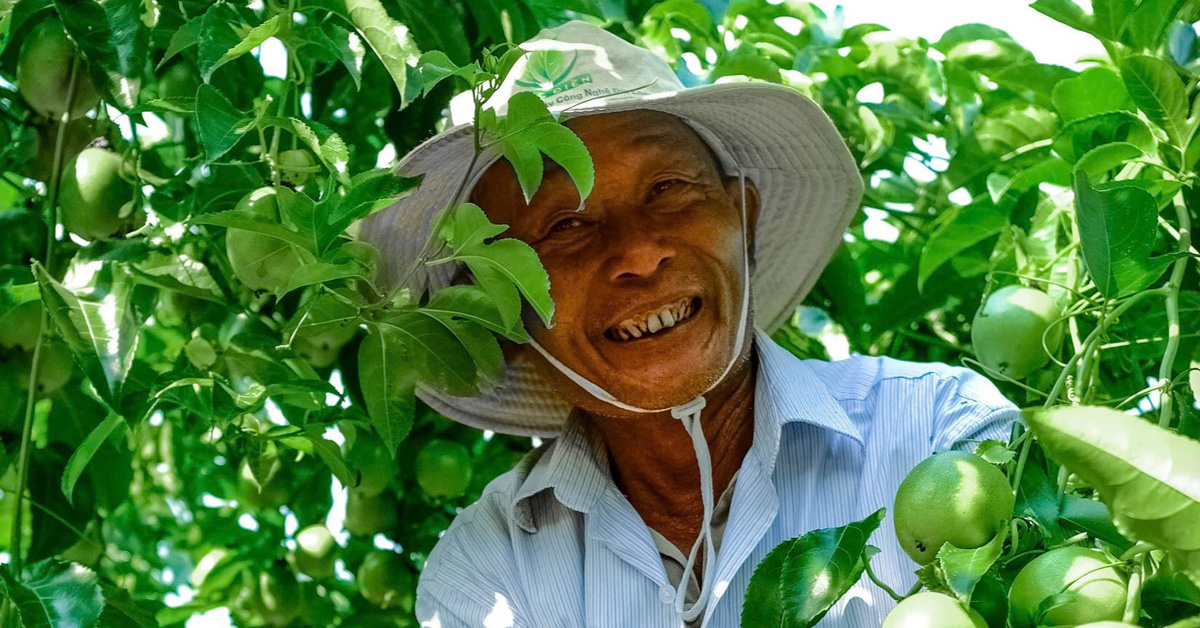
[510,326,862,533]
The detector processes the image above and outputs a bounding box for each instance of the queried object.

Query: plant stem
[9,57,80,579]
[1123,553,1145,623]
[864,559,905,601]
[1158,190,1192,427]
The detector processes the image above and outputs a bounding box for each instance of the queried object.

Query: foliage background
[0,0,1198,626]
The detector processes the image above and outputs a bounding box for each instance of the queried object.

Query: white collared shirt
[416,328,1019,627]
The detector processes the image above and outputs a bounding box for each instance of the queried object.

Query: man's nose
[605,221,674,282]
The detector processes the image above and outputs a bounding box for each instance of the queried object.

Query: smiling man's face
[470,110,759,416]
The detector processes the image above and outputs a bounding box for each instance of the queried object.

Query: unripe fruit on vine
[17,342,73,394]
[225,188,304,292]
[1008,547,1127,627]
[60,148,138,241]
[343,488,397,536]
[239,458,288,510]
[191,548,231,588]
[344,435,395,497]
[255,562,301,627]
[278,149,317,186]
[416,439,472,498]
[17,19,99,120]
[357,550,412,609]
[893,451,1013,565]
[0,303,43,351]
[882,592,988,628]
[291,524,338,580]
[289,290,360,368]
[971,285,1063,380]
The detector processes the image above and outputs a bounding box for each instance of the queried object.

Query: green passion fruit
[893,451,1014,565]
[278,149,317,186]
[343,488,398,537]
[225,188,304,292]
[1008,546,1127,627]
[17,18,99,120]
[158,61,199,100]
[357,549,413,609]
[255,562,302,627]
[60,148,138,241]
[971,285,1064,380]
[416,439,472,498]
[0,302,44,351]
[882,592,988,628]
[291,524,338,580]
[344,435,395,497]
[289,290,360,368]
[239,458,289,511]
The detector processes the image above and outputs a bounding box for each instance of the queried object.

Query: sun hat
[360,19,864,439]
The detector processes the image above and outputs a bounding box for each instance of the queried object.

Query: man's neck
[585,343,759,556]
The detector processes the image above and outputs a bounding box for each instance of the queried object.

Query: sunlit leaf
[741,508,885,627]
[1120,54,1189,147]
[1026,405,1200,584]
[1073,170,1175,298]
[346,0,421,107]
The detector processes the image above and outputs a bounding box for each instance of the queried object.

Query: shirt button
[659,586,675,603]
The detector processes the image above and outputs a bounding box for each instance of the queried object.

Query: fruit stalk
[1157,190,1191,427]
[1122,554,1145,623]
[8,57,82,580]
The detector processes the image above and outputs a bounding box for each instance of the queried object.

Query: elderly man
[361,21,1018,628]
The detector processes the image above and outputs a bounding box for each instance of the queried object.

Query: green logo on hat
[515,50,593,97]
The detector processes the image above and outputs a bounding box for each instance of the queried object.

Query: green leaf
[1057,494,1133,551]
[424,284,529,342]
[1030,0,1097,36]
[419,307,506,387]
[33,263,140,406]
[1025,405,1200,584]
[346,0,421,108]
[194,84,250,165]
[376,311,480,396]
[1050,66,1135,124]
[495,93,595,204]
[289,117,349,185]
[213,14,282,79]
[935,530,1004,602]
[437,203,554,328]
[0,560,105,628]
[157,14,201,69]
[327,168,420,232]
[54,0,146,108]
[918,200,1007,290]
[1074,141,1146,179]
[1121,54,1189,147]
[279,426,355,487]
[1073,170,1175,298]
[61,414,126,505]
[300,22,363,89]
[197,3,242,83]
[357,323,417,452]
[190,209,313,252]
[974,440,1015,465]
[741,508,885,628]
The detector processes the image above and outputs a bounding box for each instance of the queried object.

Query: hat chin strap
[526,172,752,624]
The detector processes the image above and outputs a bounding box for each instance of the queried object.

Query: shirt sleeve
[929,366,1022,453]
[415,496,530,628]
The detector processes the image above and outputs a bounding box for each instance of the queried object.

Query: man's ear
[723,175,761,272]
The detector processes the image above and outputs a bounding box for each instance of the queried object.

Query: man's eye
[649,178,684,199]
[549,216,584,233]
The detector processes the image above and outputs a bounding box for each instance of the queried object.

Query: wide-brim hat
[359,20,863,437]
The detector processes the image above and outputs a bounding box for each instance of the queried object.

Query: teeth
[609,298,698,341]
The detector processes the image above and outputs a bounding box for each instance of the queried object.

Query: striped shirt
[416,327,1020,627]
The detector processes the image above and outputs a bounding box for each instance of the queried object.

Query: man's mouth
[604,296,702,342]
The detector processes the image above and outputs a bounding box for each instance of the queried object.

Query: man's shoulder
[799,353,984,403]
